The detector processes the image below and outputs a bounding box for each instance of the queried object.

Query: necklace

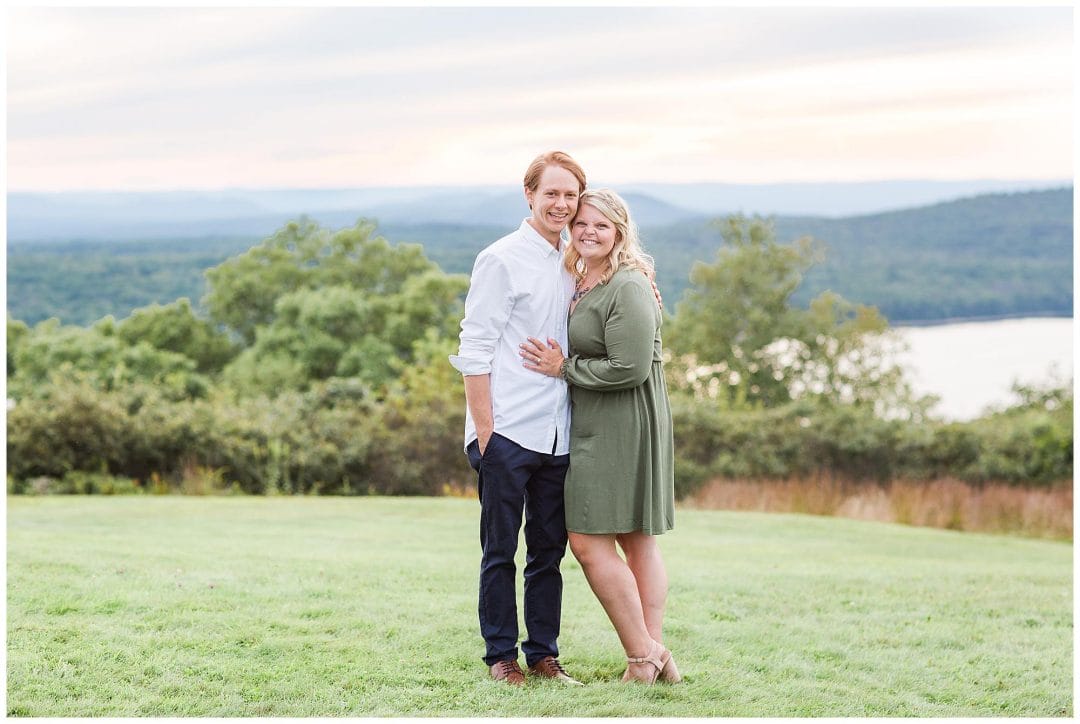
[572,262,609,304]
[572,274,603,302]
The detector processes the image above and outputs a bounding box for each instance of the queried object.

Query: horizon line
[7,177,1073,195]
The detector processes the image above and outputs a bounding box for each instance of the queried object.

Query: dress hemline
[566,525,673,536]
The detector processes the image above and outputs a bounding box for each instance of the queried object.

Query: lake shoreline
[892,311,1073,328]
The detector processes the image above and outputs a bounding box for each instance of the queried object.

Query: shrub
[6,376,134,480]
[364,335,473,495]
[7,352,1069,496]
[670,391,1072,496]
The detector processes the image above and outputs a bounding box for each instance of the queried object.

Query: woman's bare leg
[568,531,654,667]
[616,532,668,643]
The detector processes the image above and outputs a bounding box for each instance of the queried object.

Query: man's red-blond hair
[523,151,586,194]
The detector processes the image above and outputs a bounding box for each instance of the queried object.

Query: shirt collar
[519,219,565,256]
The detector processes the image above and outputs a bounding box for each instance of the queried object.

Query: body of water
[894,317,1073,420]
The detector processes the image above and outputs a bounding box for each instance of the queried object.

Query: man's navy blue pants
[467,432,569,667]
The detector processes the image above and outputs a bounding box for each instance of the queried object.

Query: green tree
[667,215,914,412]
[220,272,469,396]
[222,286,398,395]
[116,298,238,374]
[203,218,451,345]
[206,219,468,396]
[8,319,209,401]
[7,317,30,378]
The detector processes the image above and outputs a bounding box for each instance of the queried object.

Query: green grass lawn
[5,496,1072,717]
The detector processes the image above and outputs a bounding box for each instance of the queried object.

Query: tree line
[6,215,1072,496]
[7,188,1071,327]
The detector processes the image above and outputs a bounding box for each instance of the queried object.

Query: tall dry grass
[685,476,1072,540]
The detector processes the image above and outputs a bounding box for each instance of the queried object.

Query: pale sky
[6,5,1074,191]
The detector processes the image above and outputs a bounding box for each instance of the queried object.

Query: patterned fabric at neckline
[572,277,603,302]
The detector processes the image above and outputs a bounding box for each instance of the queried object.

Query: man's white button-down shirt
[449,219,574,455]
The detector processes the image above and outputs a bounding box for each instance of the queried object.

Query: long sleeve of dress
[563,277,656,391]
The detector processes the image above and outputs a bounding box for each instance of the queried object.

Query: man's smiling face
[524,164,580,244]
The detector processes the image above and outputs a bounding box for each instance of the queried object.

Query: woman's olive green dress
[562,266,675,535]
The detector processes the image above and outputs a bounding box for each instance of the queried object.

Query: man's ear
[523,185,533,211]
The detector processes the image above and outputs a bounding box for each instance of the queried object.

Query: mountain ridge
[8,179,1067,242]
[6,187,1072,327]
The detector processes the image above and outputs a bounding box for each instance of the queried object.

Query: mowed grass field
[6,496,1072,717]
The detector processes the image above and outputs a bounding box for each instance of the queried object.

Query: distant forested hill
[6,188,1071,326]
[7,237,251,329]
[645,187,1073,323]
[790,188,1072,321]
[384,188,1073,324]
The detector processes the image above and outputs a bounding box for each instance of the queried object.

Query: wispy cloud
[6,6,1072,190]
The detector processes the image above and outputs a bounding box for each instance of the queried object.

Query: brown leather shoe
[528,656,584,685]
[489,659,526,686]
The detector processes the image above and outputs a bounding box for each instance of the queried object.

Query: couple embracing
[449,151,679,687]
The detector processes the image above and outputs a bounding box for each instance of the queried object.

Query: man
[448,151,585,686]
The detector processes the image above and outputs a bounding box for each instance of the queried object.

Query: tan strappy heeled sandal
[658,646,681,683]
[621,640,682,684]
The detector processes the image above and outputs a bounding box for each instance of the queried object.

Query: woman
[519,189,679,685]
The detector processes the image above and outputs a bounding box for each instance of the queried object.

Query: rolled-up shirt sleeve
[448,250,515,376]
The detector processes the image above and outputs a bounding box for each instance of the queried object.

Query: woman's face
[571,204,618,268]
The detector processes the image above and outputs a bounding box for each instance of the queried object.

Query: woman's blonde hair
[564,188,654,284]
